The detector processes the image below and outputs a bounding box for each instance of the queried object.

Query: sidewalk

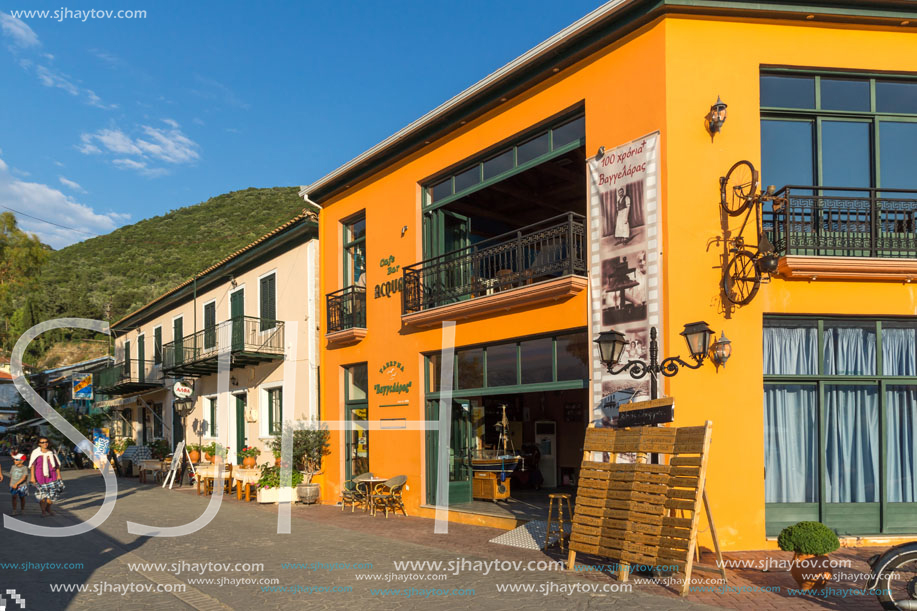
[173,483,888,610]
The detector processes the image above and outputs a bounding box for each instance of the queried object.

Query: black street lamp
[595,322,731,399]
[173,398,195,487]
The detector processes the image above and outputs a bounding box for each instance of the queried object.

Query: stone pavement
[0,459,891,610]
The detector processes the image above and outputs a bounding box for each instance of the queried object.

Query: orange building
[303,0,917,551]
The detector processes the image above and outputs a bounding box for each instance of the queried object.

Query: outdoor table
[138,460,163,484]
[361,477,387,515]
[196,464,232,495]
[233,468,260,502]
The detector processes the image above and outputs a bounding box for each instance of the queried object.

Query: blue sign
[73,374,93,400]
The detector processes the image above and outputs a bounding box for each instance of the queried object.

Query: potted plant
[238,446,261,468]
[187,444,201,463]
[269,422,331,504]
[201,442,227,462]
[272,448,281,467]
[256,464,303,503]
[149,439,171,460]
[112,438,135,456]
[777,521,840,590]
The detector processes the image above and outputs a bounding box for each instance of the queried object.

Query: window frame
[204,395,218,439]
[153,325,162,366]
[342,213,366,288]
[761,71,917,191]
[343,363,369,483]
[258,270,277,332]
[764,315,917,536]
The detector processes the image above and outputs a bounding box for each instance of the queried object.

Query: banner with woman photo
[587,132,662,428]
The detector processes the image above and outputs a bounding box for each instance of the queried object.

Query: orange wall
[662,17,917,550]
[319,20,668,513]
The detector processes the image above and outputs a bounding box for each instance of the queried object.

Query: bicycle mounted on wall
[719,160,784,305]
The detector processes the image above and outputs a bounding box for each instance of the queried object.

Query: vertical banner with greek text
[588,132,662,426]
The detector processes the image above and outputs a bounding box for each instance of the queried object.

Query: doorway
[234,393,247,462]
[425,399,474,505]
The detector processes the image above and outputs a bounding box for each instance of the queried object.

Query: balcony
[767,186,917,280]
[95,359,164,395]
[326,286,366,345]
[162,316,284,377]
[402,213,587,327]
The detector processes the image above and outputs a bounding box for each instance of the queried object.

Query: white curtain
[825,385,879,503]
[824,325,876,375]
[764,385,818,502]
[883,327,916,376]
[886,386,917,503]
[763,325,817,375]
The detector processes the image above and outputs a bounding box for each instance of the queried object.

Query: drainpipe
[301,194,323,213]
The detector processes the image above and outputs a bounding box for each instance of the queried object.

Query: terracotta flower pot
[790,553,833,591]
[242,456,257,469]
[275,457,282,467]
[204,452,213,462]
[188,450,201,463]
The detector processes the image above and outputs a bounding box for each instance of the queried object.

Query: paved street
[0,459,721,611]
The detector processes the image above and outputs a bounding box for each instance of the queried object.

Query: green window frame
[422,112,586,211]
[343,214,366,287]
[153,326,162,365]
[764,316,917,536]
[259,273,277,331]
[423,328,589,399]
[760,71,917,191]
[344,363,369,483]
[267,387,283,436]
[203,302,216,349]
[208,397,218,437]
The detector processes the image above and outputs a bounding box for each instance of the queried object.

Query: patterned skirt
[34,479,64,501]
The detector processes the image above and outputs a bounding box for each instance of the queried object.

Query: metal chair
[341,472,374,512]
[371,475,408,518]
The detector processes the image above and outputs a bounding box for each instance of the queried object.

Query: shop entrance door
[425,399,473,505]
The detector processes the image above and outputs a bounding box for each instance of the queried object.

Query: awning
[6,417,48,431]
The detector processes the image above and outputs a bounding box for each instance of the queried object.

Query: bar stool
[545,493,573,550]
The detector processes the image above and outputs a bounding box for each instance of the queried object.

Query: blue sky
[0,0,605,248]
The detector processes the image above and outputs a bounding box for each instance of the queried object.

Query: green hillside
[37,186,308,326]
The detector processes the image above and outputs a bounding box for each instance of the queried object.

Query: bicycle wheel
[720,160,758,216]
[722,250,761,305]
[875,550,917,610]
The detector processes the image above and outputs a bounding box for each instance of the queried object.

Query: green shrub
[257,464,304,489]
[777,521,840,556]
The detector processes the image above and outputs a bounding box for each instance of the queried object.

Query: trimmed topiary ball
[777,521,840,556]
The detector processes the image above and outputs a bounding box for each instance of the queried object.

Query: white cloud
[34,64,79,95]
[0,153,126,248]
[0,12,39,48]
[80,120,199,176]
[58,176,86,193]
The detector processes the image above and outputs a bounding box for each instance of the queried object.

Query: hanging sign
[172,380,194,399]
[617,397,675,428]
[73,374,93,400]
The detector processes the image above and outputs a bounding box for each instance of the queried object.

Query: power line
[2,205,99,237]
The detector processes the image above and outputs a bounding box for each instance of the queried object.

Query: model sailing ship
[471,404,522,478]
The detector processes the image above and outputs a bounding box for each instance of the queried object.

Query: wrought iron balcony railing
[767,186,917,258]
[95,359,164,395]
[403,212,587,314]
[162,316,284,376]
[327,285,366,333]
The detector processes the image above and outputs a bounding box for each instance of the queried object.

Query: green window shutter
[260,274,276,331]
[174,318,183,341]
[154,327,162,365]
[204,303,216,349]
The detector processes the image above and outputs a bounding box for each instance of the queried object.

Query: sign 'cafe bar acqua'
[304,0,917,550]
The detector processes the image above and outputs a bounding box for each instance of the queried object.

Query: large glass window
[267,387,283,435]
[343,214,366,287]
[764,317,917,535]
[425,330,588,395]
[761,73,917,191]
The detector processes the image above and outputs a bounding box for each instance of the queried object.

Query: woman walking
[29,437,64,517]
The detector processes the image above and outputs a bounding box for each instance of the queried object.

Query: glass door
[235,394,247,462]
[425,399,473,505]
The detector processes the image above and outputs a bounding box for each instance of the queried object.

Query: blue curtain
[883,327,917,376]
[886,386,917,503]
[824,325,876,375]
[764,385,818,502]
[825,385,879,503]
[763,325,817,375]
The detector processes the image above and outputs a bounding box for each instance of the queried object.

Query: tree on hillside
[0,212,48,355]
